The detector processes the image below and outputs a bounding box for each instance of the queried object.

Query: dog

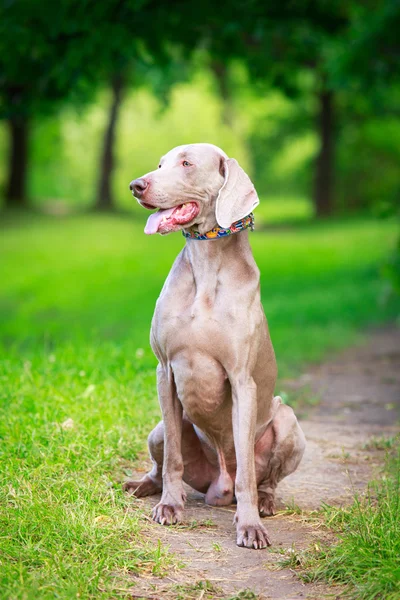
[125,143,306,549]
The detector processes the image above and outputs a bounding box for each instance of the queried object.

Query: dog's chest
[153,299,219,355]
[150,251,260,364]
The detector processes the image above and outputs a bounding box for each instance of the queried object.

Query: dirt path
[128,328,400,599]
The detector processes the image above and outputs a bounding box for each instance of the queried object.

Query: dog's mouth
[144,202,200,235]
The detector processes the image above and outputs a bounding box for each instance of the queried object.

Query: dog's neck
[183,214,254,241]
[184,229,258,297]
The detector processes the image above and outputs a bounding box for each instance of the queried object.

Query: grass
[0,211,399,599]
[0,342,176,598]
[281,441,400,600]
[362,435,398,451]
[173,580,222,599]
[171,580,259,599]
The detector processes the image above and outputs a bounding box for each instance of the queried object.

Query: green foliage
[326,0,400,92]
[0,67,395,214]
[2,62,398,216]
[335,83,400,213]
[2,73,296,207]
[1,0,399,215]
[163,1,347,88]
[1,0,399,213]
[382,234,400,298]
[0,0,175,121]
[0,0,98,119]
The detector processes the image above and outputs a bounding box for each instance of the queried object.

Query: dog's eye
[158,164,161,169]
[182,161,191,167]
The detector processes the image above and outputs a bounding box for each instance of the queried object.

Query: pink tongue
[144,207,176,235]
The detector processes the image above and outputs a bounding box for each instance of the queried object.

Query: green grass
[0,212,399,599]
[0,341,175,598]
[288,441,400,600]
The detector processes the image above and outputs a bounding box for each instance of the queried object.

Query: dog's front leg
[152,364,186,525]
[231,375,271,549]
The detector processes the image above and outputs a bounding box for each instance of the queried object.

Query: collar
[182,213,255,240]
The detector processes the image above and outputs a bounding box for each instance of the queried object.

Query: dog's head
[130,143,259,235]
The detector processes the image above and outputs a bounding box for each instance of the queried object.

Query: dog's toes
[236,522,271,549]
[152,502,183,526]
[123,477,162,498]
[258,491,276,517]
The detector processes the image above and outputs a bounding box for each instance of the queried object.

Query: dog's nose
[130,178,148,197]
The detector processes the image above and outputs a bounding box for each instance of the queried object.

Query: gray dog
[125,143,306,549]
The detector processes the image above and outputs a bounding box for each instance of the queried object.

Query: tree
[152,1,349,215]
[2,0,398,215]
[332,0,400,294]
[210,60,233,127]
[158,1,399,216]
[0,0,166,209]
[208,3,348,217]
[95,75,125,211]
[0,0,187,211]
[0,0,109,207]
[4,117,30,207]
[208,1,400,216]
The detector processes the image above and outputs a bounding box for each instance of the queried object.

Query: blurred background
[1,0,399,365]
[1,1,399,218]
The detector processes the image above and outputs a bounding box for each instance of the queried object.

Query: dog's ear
[216,158,259,228]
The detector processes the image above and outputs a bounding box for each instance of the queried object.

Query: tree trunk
[211,60,233,127]
[313,89,334,217]
[95,74,124,211]
[5,117,30,208]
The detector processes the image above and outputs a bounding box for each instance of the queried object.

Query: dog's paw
[258,491,276,517]
[123,476,162,498]
[152,502,183,525]
[236,521,271,549]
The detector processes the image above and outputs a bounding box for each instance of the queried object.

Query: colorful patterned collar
[182,213,254,240]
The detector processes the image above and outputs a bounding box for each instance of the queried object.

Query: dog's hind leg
[124,418,217,497]
[255,397,306,516]
[123,420,164,497]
